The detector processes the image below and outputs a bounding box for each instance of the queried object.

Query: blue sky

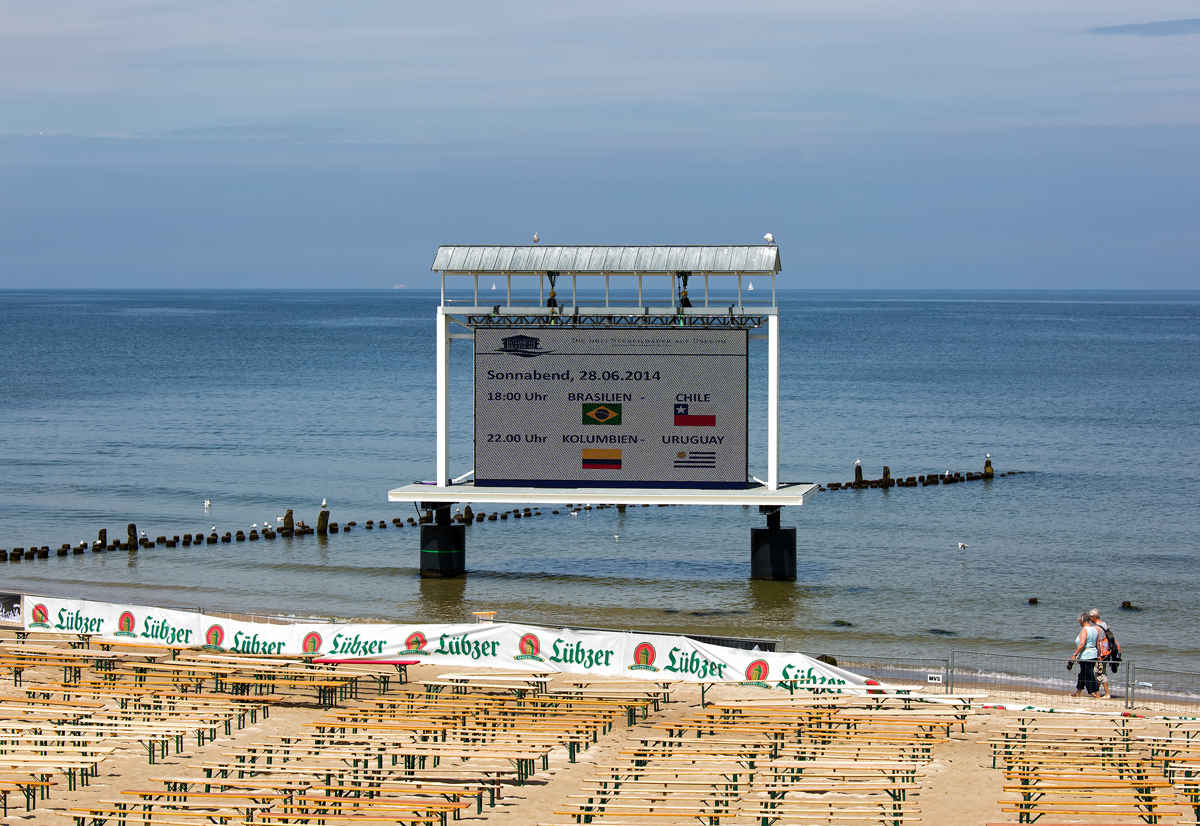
[0,1,1197,289]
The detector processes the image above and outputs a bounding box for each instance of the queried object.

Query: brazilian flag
[582,403,622,425]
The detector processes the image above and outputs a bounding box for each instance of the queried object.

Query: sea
[1,289,1197,672]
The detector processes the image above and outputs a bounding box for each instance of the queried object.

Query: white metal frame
[418,270,785,504]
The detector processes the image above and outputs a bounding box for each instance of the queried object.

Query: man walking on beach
[1090,608,1117,700]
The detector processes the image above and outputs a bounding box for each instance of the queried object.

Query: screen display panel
[474,327,747,489]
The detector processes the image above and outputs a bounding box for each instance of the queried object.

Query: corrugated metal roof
[432,245,781,273]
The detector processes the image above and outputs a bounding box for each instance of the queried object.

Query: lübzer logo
[29,604,50,628]
[401,632,430,656]
[742,659,770,688]
[114,611,137,637]
[203,624,225,651]
[515,633,544,662]
[497,335,552,357]
[301,632,323,654]
[628,642,659,672]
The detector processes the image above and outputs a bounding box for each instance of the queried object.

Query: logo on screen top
[301,632,323,654]
[497,335,552,357]
[582,449,622,470]
[583,403,622,426]
[515,633,545,662]
[674,404,716,427]
[203,624,226,651]
[114,611,137,637]
[628,642,659,672]
[742,659,771,688]
[29,604,50,628]
[401,632,430,656]
[673,451,716,469]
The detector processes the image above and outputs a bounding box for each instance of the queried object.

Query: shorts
[1095,660,1109,680]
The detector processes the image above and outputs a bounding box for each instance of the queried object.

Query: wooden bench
[998,797,1182,824]
[283,792,470,821]
[555,798,738,824]
[257,813,440,826]
[0,775,56,815]
[740,798,919,825]
[309,779,490,813]
[312,658,420,688]
[123,787,291,816]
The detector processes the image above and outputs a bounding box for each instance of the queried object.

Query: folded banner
[23,595,867,689]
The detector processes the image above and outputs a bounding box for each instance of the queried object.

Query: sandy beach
[0,629,1190,826]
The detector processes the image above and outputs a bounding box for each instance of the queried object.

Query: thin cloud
[1089,18,1200,37]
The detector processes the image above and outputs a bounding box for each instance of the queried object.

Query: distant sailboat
[747,281,754,290]
[491,283,496,290]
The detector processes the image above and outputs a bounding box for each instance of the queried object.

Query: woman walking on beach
[1070,612,1102,698]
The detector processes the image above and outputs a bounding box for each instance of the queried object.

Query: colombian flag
[582,448,622,470]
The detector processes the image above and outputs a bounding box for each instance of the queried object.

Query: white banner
[23,596,868,689]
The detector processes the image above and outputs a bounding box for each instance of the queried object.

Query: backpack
[1099,624,1121,662]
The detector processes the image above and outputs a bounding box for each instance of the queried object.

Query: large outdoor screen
[474,327,747,489]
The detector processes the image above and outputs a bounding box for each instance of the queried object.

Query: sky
[0,1,1197,289]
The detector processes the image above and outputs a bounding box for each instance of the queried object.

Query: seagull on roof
[764,233,775,245]
[533,232,539,244]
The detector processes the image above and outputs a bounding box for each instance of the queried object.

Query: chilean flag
[674,403,715,427]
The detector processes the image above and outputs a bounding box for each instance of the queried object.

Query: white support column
[767,314,780,490]
[436,309,451,487]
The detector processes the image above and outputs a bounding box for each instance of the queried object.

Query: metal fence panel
[811,654,950,693]
[1129,664,1200,714]
[950,650,1083,703]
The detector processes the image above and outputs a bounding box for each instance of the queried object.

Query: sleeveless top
[1078,625,1099,660]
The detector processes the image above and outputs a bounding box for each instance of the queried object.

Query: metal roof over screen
[431,245,782,274]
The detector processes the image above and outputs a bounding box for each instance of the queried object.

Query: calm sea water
[1,289,1197,671]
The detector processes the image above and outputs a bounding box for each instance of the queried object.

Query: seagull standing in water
[203,499,212,508]
[276,515,283,523]
[614,534,619,542]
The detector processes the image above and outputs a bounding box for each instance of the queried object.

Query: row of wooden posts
[0,502,677,561]
[821,458,1020,491]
